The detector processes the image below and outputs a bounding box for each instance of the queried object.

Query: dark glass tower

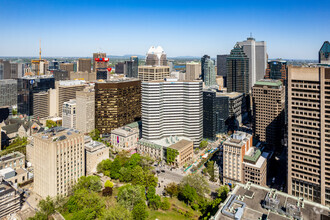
[201,55,210,80]
[125,56,139,78]
[265,60,287,83]
[17,76,55,116]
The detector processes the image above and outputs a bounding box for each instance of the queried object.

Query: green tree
[160,197,171,210]
[89,129,100,141]
[119,167,132,182]
[131,166,145,185]
[117,184,145,211]
[217,185,229,201]
[205,160,215,181]
[12,108,17,115]
[132,201,149,220]
[164,182,179,197]
[178,184,198,205]
[199,140,208,149]
[181,173,210,197]
[74,176,102,192]
[104,205,132,220]
[97,159,112,176]
[128,153,141,168]
[110,158,122,179]
[146,186,161,210]
[46,120,57,128]
[104,180,114,188]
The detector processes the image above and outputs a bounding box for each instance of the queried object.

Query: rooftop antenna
[250,32,252,38]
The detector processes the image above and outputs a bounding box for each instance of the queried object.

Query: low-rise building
[166,139,193,167]
[0,179,21,219]
[137,139,163,161]
[84,136,109,175]
[0,152,25,170]
[0,167,28,185]
[111,122,139,152]
[212,182,330,220]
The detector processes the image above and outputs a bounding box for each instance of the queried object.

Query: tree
[46,120,57,128]
[128,153,141,168]
[12,108,17,115]
[160,197,171,210]
[131,166,145,186]
[217,185,229,201]
[39,196,55,216]
[74,176,102,192]
[132,201,149,220]
[89,129,100,141]
[105,180,114,188]
[205,161,215,181]
[104,205,132,220]
[146,186,161,210]
[181,173,210,197]
[199,140,208,149]
[178,184,198,205]
[110,158,122,179]
[164,182,179,197]
[117,184,145,211]
[119,167,132,182]
[97,159,112,176]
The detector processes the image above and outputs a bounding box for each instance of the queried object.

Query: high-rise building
[238,37,267,88]
[60,63,74,73]
[217,55,229,76]
[95,79,141,135]
[76,88,95,134]
[227,44,249,94]
[115,62,125,74]
[78,58,91,73]
[48,59,60,71]
[203,58,217,87]
[265,59,288,83]
[138,66,170,81]
[252,79,285,147]
[33,91,49,119]
[93,53,107,71]
[287,66,330,206]
[186,62,201,81]
[53,70,69,81]
[62,99,76,129]
[203,90,245,140]
[0,79,17,107]
[0,62,3,80]
[319,41,330,65]
[17,75,55,116]
[56,80,86,117]
[0,60,10,79]
[201,55,210,80]
[142,78,203,148]
[124,56,139,78]
[146,46,167,66]
[33,127,85,198]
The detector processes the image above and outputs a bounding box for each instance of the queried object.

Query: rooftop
[34,127,81,142]
[216,92,243,99]
[58,80,85,86]
[0,152,24,163]
[95,77,140,83]
[244,149,269,169]
[224,132,251,148]
[213,182,330,220]
[21,75,54,79]
[168,139,193,151]
[254,79,282,87]
[152,136,192,148]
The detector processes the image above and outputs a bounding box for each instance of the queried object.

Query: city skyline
[0,0,329,59]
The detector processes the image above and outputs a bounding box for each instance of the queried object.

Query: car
[161,169,165,173]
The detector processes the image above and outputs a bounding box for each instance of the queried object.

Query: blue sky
[0,0,329,59]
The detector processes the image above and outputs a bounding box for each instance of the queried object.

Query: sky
[0,0,329,59]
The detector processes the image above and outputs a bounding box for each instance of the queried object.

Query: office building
[319,41,330,65]
[95,78,141,135]
[124,56,139,78]
[111,122,140,152]
[70,71,96,81]
[201,55,210,80]
[186,62,201,81]
[56,80,86,117]
[243,148,268,186]
[287,66,330,206]
[33,91,50,119]
[203,58,217,87]
[138,66,170,81]
[146,46,167,66]
[170,71,185,81]
[78,58,91,73]
[93,53,107,71]
[17,75,55,116]
[265,59,287,83]
[33,127,85,198]
[217,55,229,87]
[0,60,10,79]
[115,62,125,74]
[213,182,330,220]
[142,78,203,148]
[227,44,249,95]
[62,99,76,129]
[84,136,109,175]
[252,79,285,147]
[238,37,267,88]
[203,90,245,140]
[60,63,74,73]
[48,59,60,71]
[76,88,95,134]
[0,79,17,107]
[223,131,252,185]
[52,70,69,81]
[0,179,21,219]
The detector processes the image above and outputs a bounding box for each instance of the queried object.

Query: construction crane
[31,40,45,76]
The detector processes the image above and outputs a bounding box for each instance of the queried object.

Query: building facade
[60,63,74,73]
[217,55,229,87]
[111,122,139,152]
[76,88,95,134]
[84,136,109,175]
[95,79,141,135]
[0,180,21,219]
[138,66,170,81]
[252,79,285,147]
[62,99,76,129]
[203,58,217,87]
[201,55,210,81]
[33,127,85,198]
[242,149,268,186]
[287,66,330,206]
[124,56,139,78]
[33,91,49,119]
[78,58,91,73]
[0,79,17,107]
[319,41,330,65]
[186,62,201,81]
[142,79,203,148]
[93,53,107,71]
[265,59,287,83]
[146,46,167,66]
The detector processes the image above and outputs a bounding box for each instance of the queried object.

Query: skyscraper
[217,55,229,87]
[78,58,91,73]
[287,65,330,206]
[76,88,95,134]
[201,55,210,80]
[142,78,203,148]
[238,37,267,88]
[265,59,287,83]
[203,58,217,87]
[124,56,139,78]
[93,52,107,71]
[227,44,249,95]
[95,79,141,135]
[319,41,330,65]
[146,46,167,66]
[60,63,74,73]
[252,79,285,147]
[186,62,201,81]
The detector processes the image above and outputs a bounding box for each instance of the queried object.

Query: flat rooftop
[254,79,282,87]
[34,127,81,142]
[213,182,330,220]
[0,152,24,162]
[168,139,193,151]
[224,132,251,148]
[216,92,243,99]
